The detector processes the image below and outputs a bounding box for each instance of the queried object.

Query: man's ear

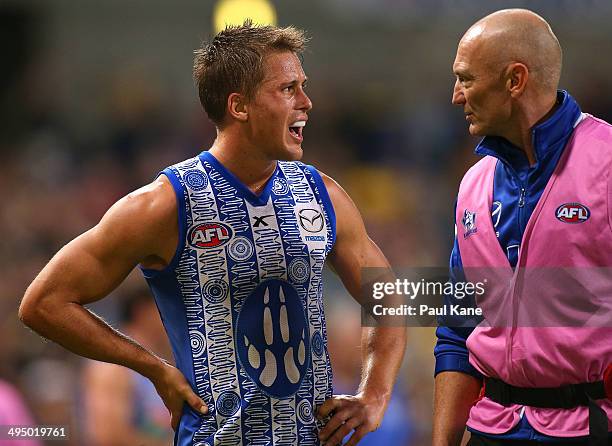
[505,62,529,98]
[227,93,248,122]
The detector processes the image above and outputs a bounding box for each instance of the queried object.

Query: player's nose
[297,88,312,112]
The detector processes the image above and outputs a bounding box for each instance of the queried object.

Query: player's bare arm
[19,175,207,430]
[317,172,407,446]
[433,371,482,446]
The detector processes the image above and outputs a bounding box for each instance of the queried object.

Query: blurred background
[2,0,612,444]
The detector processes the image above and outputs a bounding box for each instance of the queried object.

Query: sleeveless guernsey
[142,151,336,446]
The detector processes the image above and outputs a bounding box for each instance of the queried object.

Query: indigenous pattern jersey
[142,151,336,446]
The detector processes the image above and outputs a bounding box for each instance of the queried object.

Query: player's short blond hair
[193,20,307,126]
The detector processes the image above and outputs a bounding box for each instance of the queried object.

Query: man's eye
[283,86,294,93]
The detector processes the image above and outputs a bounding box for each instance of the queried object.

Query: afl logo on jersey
[555,203,590,224]
[188,222,233,248]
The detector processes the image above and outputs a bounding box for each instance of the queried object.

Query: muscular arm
[433,372,481,446]
[317,173,407,446]
[19,176,206,429]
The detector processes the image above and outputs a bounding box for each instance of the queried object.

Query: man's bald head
[460,9,562,93]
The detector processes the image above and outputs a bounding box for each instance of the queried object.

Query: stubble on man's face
[247,51,312,162]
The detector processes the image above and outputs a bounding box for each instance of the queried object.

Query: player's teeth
[289,121,306,127]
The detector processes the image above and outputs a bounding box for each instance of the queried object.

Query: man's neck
[503,94,559,166]
[209,133,277,194]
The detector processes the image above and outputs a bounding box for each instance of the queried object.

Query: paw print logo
[236,279,310,398]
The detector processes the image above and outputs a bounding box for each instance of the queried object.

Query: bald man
[433,9,611,446]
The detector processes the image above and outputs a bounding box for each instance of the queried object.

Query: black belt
[484,377,609,446]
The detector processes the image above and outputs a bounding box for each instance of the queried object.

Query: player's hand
[317,393,386,446]
[151,360,208,431]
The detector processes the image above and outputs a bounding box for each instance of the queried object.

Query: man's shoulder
[94,176,178,268]
[103,176,177,241]
[462,156,497,181]
[125,176,176,211]
[163,153,206,176]
[278,160,335,195]
[576,113,612,139]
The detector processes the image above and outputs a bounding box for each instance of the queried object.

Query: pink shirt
[456,115,612,437]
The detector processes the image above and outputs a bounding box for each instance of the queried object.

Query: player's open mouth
[289,120,306,141]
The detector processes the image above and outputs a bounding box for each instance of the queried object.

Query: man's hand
[317,393,386,446]
[150,361,208,431]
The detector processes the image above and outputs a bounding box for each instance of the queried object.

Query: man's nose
[297,88,312,112]
[452,80,464,105]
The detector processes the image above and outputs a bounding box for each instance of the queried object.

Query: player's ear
[227,93,248,122]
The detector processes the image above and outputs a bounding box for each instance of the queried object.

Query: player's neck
[209,135,277,194]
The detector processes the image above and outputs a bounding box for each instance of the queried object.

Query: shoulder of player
[316,170,347,205]
[317,170,357,212]
[117,176,175,219]
[316,170,364,236]
[96,176,177,240]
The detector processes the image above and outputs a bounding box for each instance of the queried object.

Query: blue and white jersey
[142,151,336,446]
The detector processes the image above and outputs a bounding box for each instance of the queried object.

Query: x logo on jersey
[253,215,275,228]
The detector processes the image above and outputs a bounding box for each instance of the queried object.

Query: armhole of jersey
[306,165,337,248]
[140,168,187,279]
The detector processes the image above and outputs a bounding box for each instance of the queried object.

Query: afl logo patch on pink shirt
[555,203,590,224]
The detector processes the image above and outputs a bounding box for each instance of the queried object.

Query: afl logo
[555,203,590,224]
[188,222,233,248]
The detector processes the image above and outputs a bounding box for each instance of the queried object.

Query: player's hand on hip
[151,361,208,431]
[317,393,385,446]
